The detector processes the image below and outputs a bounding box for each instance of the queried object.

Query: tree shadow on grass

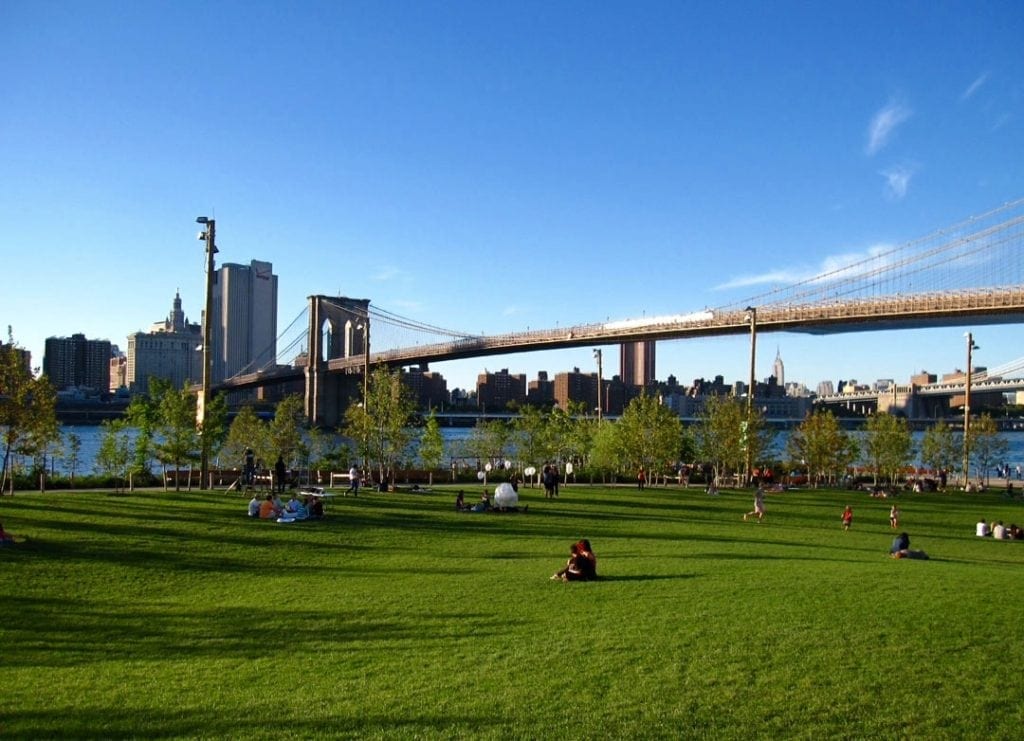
[595,573,697,582]
[3,704,514,739]
[3,595,526,669]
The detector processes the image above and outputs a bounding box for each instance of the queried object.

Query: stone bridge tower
[305,295,370,427]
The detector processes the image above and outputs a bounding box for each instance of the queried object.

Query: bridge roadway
[218,287,1024,392]
[819,376,1024,404]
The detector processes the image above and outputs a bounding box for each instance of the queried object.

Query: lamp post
[196,216,218,490]
[963,332,979,489]
[745,306,757,485]
[356,318,370,407]
[593,348,603,422]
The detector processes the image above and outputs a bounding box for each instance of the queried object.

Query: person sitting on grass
[993,521,1008,540]
[259,494,279,520]
[0,521,15,547]
[471,492,491,513]
[575,539,597,580]
[890,532,910,556]
[551,542,582,581]
[308,496,325,519]
[285,495,308,520]
[550,539,598,582]
[455,491,468,511]
[247,494,261,518]
[976,518,991,537]
[889,532,928,559]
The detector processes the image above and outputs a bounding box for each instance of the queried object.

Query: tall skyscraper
[773,347,785,388]
[43,333,111,392]
[210,260,278,383]
[620,341,656,387]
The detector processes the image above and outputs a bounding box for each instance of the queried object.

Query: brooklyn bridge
[215,198,1024,426]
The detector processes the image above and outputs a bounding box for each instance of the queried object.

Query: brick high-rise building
[43,333,111,392]
[476,368,526,410]
[620,341,656,388]
[553,367,598,410]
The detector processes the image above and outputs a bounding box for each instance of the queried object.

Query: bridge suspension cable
[716,197,1024,314]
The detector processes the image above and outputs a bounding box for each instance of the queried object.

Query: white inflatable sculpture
[493,482,518,508]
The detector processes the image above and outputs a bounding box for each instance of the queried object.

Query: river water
[33,425,1024,477]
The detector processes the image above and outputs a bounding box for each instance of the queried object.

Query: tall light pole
[745,306,757,485]
[196,216,218,490]
[593,348,603,422]
[963,332,979,489]
[356,318,370,407]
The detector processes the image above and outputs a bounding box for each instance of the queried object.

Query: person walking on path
[345,465,360,496]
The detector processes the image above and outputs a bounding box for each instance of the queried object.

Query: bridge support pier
[305,295,370,428]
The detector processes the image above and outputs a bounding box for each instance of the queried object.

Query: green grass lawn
[3,482,1024,739]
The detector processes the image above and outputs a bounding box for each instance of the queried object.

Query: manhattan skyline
[3,1,1022,391]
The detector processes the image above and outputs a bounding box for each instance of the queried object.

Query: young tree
[1,335,58,494]
[919,420,958,488]
[154,383,200,491]
[465,419,511,472]
[96,419,133,493]
[787,409,858,487]
[344,367,416,488]
[511,405,553,479]
[694,395,747,484]
[62,429,82,489]
[616,393,683,485]
[967,413,1009,487]
[863,413,914,487]
[269,394,306,467]
[588,419,624,482]
[418,411,445,485]
[223,405,271,476]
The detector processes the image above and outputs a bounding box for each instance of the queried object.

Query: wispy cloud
[714,244,897,290]
[960,72,990,101]
[389,298,423,312]
[865,101,912,156]
[880,164,915,200]
[372,265,409,282]
[502,305,524,317]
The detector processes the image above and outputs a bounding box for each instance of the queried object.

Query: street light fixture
[963,332,979,489]
[593,348,603,422]
[196,216,218,490]
[356,318,370,407]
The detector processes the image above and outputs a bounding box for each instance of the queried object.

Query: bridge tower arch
[305,295,370,427]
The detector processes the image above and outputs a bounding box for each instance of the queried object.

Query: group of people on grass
[247,492,324,521]
[975,518,1024,540]
[551,539,598,582]
[840,503,900,531]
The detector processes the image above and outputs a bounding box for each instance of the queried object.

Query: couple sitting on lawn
[551,539,597,581]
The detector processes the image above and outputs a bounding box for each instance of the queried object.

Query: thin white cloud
[714,243,897,290]
[502,305,524,317]
[880,164,915,200]
[865,101,912,156]
[960,72,990,101]
[372,265,409,282]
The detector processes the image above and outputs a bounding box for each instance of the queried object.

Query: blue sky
[2,1,1022,393]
